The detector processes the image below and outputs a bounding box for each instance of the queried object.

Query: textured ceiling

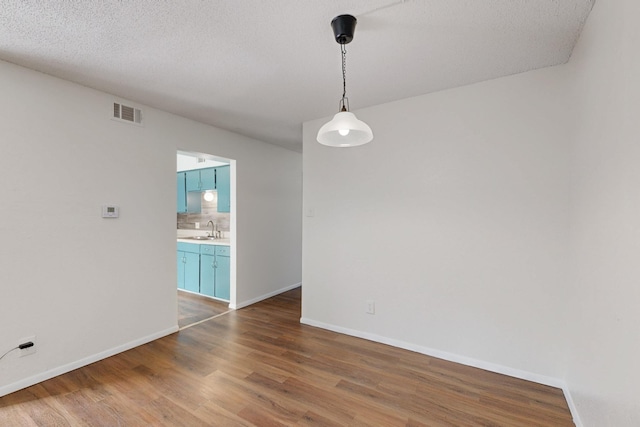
[0,1,594,152]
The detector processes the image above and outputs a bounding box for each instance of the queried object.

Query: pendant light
[203,191,215,202]
[317,14,373,147]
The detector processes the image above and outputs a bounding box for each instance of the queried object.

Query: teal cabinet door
[200,168,215,191]
[186,170,201,192]
[214,249,230,301]
[186,168,215,191]
[178,243,201,292]
[177,251,186,289]
[176,172,187,213]
[179,243,229,301]
[183,252,200,293]
[200,254,215,297]
[215,166,230,213]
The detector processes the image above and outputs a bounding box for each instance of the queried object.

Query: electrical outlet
[366,300,375,315]
[19,336,36,357]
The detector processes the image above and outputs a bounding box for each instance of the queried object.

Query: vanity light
[317,14,373,148]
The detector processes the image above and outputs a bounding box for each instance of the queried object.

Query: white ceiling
[0,1,594,152]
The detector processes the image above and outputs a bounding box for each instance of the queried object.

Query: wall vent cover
[113,102,142,125]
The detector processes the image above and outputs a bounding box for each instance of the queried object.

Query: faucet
[206,220,216,238]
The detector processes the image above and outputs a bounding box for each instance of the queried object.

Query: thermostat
[102,205,120,218]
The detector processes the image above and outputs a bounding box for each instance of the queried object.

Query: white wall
[303,2,640,424]
[564,0,640,425]
[176,153,227,171]
[303,65,573,381]
[0,59,301,395]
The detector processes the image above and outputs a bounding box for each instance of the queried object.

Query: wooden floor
[178,290,230,329]
[0,288,574,426]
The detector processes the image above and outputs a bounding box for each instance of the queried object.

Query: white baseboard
[0,325,179,398]
[299,317,572,397]
[231,282,301,310]
[178,288,230,305]
[562,385,583,427]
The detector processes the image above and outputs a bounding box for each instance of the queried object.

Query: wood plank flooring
[0,288,574,426]
[178,290,230,329]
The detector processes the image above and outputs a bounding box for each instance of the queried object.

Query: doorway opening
[176,150,236,329]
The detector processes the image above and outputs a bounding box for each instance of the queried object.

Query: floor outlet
[366,300,375,315]
[19,336,36,357]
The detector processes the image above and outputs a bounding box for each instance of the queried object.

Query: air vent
[113,102,142,125]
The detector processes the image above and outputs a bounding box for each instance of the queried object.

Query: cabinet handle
[182,257,186,263]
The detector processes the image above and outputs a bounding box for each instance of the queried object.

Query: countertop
[177,237,230,246]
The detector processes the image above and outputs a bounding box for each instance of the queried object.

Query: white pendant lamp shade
[317,14,373,148]
[317,111,373,147]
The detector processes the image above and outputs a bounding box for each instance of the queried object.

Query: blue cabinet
[176,251,185,289]
[185,170,201,192]
[199,254,215,297]
[215,166,230,213]
[178,243,230,302]
[178,171,201,213]
[181,171,202,213]
[200,168,215,191]
[186,168,215,192]
[183,252,200,293]
[176,172,187,213]
[198,245,230,301]
[214,246,230,300]
[178,166,229,214]
[177,243,200,293]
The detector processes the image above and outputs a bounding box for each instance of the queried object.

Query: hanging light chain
[341,43,348,111]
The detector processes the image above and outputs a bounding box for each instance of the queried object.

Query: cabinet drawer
[215,246,230,256]
[200,245,216,255]
[177,242,200,253]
